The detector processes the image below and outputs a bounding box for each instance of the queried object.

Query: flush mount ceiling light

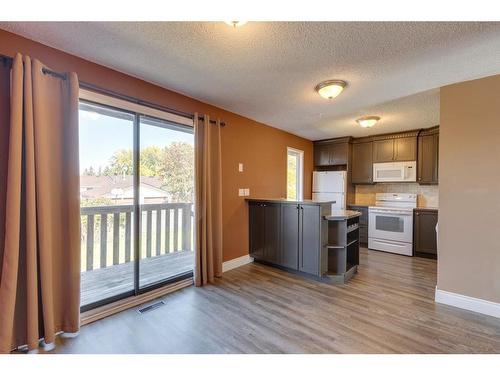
[224,21,248,28]
[315,80,347,100]
[356,116,381,128]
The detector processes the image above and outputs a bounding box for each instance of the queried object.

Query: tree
[287,155,297,200]
[161,142,194,202]
[103,143,194,202]
[105,149,133,176]
[104,147,165,177]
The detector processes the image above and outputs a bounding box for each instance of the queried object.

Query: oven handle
[370,238,409,247]
[369,210,413,216]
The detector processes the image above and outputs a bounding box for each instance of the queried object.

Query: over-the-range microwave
[373,161,417,182]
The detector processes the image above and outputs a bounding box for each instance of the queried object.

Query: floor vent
[137,301,165,314]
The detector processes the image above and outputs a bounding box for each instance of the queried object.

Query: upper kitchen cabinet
[313,137,351,167]
[417,126,439,185]
[394,136,417,161]
[372,132,418,163]
[372,139,394,162]
[351,140,373,184]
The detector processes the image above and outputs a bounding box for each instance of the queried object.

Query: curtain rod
[1,54,66,80]
[80,81,225,127]
[1,53,226,127]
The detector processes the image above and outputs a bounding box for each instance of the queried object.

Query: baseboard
[435,287,500,319]
[222,254,254,273]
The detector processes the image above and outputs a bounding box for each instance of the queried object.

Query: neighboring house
[80,175,170,204]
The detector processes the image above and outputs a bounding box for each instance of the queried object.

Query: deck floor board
[81,250,194,306]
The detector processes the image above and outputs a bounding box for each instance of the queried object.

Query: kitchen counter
[246,198,335,205]
[414,207,438,211]
[325,210,362,221]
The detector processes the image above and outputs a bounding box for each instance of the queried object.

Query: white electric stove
[368,193,417,256]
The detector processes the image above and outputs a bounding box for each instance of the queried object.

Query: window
[287,147,304,200]
[79,89,195,310]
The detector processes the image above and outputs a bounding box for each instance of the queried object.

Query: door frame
[78,89,195,313]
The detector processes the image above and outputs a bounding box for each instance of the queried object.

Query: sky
[79,108,194,174]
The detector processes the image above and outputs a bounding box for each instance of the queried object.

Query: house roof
[80,175,167,199]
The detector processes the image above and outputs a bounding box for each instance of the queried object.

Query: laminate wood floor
[51,248,500,353]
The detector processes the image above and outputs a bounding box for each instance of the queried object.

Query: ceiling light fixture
[224,21,248,28]
[356,116,380,128]
[315,80,347,100]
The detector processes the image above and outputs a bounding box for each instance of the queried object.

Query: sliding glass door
[79,102,136,308]
[79,99,194,310]
[138,116,195,289]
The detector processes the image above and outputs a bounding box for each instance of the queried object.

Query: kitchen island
[247,198,360,283]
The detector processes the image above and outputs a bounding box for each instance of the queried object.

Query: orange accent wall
[0,29,313,262]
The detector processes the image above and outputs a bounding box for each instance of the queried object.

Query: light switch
[238,163,244,172]
[238,188,245,197]
[244,188,250,196]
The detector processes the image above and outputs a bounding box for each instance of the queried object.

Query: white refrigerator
[312,171,347,210]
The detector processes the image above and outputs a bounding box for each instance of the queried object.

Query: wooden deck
[81,250,194,306]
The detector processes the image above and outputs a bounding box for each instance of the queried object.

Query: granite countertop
[324,210,362,220]
[414,207,439,211]
[245,198,335,205]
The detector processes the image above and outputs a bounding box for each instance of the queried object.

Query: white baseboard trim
[435,287,500,319]
[223,255,254,273]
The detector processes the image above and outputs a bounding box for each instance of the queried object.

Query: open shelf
[324,214,360,284]
[347,224,359,233]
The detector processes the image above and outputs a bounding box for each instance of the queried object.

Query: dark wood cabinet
[299,204,321,275]
[373,136,417,163]
[249,202,266,260]
[329,142,349,165]
[417,127,439,184]
[413,209,438,258]
[281,204,300,269]
[264,203,281,264]
[248,202,281,265]
[313,138,350,167]
[394,137,417,161]
[347,205,368,245]
[351,141,373,184]
[373,139,394,163]
[314,143,331,166]
[249,200,328,277]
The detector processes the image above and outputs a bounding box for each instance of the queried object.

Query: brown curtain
[0,53,81,353]
[194,114,223,286]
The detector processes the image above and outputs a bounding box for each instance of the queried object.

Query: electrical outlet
[238,188,245,197]
[238,163,244,172]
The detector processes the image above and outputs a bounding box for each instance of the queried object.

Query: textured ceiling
[2,22,500,139]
